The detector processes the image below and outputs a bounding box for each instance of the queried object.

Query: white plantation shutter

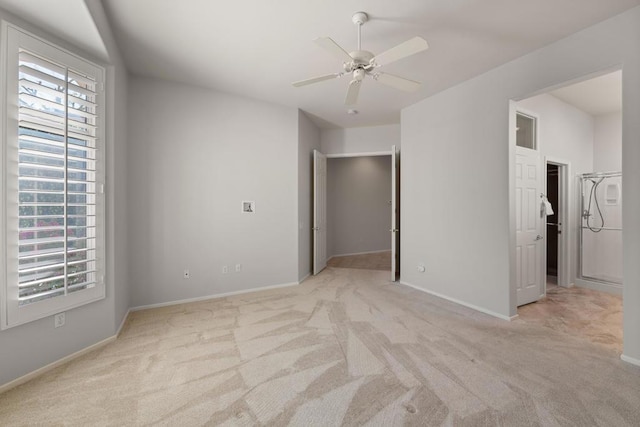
[2,25,105,328]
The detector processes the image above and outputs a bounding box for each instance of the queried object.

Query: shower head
[584,176,606,232]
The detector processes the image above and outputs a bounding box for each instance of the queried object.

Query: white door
[391,146,399,281]
[313,150,327,275]
[516,146,543,305]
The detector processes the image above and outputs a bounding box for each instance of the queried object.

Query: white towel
[541,195,554,216]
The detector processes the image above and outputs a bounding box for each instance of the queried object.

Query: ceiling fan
[292,11,429,105]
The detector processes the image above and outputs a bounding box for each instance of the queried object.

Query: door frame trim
[313,150,327,275]
[391,145,399,282]
[543,157,572,291]
[320,150,399,278]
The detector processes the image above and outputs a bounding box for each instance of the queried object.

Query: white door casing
[313,150,327,275]
[543,157,571,290]
[391,145,399,281]
[516,146,543,305]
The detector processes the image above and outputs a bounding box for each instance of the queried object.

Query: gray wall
[327,156,391,257]
[127,77,299,308]
[594,112,622,172]
[0,3,130,386]
[401,7,640,361]
[297,111,320,281]
[320,124,400,155]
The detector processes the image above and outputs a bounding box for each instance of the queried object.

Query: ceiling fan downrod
[352,11,368,51]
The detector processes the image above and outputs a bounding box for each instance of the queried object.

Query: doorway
[313,148,399,281]
[512,69,623,352]
[546,164,559,285]
[544,159,570,292]
[326,154,392,272]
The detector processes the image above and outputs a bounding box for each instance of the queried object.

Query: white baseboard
[116,308,131,336]
[399,281,515,321]
[329,249,391,260]
[298,273,311,284]
[130,281,301,312]
[0,335,116,395]
[575,279,622,296]
[621,354,640,367]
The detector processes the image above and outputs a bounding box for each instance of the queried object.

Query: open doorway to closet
[546,164,560,286]
[544,159,570,293]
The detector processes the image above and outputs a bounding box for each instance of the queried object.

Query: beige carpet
[1,267,639,425]
[518,281,623,352]
[327,251,391,271]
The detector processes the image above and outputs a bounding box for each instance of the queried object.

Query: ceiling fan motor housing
[344,50,375,72]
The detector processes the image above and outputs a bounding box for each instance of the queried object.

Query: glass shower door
[579,172,623,285]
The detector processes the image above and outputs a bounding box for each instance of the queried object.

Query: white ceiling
[0,0,107,61]
[550,70,622,116]
[1,0,638,128]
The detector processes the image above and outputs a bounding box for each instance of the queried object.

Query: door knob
[535,234,543,241]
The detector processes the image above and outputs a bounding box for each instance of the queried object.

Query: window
[516,112,537,150]
[1,24,105,329]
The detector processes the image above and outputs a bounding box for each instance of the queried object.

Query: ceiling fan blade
[374,72,422,92]
[292,73,342,87]
[370,36,429,67]
[314,37,353,63]
[345,79,361,105]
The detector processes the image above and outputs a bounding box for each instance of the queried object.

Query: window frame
[1,22,106,330]
[516,111,538,151]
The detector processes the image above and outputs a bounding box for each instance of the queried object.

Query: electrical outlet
[54,312,65,328]
[183,269,190,279]
[222,265,229,274]
[235,264,242,273]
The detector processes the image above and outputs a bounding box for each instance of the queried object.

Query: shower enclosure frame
[577,171,623,292]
